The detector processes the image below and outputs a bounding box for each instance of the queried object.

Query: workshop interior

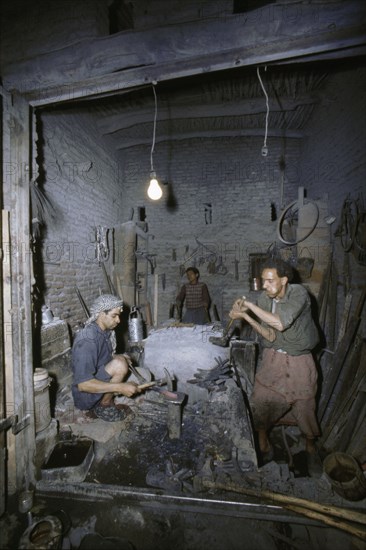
[1,1,366,549]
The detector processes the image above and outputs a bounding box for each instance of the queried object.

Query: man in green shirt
[229,258,320,465]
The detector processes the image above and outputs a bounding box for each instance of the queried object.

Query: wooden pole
[285,504,366,541]
[203,480,366,529]
[2,211,16,500]
[145,302,153,327]
[154,274,159,326]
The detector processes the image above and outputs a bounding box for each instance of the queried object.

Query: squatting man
[229,258,320,464]
[72,294,142,422]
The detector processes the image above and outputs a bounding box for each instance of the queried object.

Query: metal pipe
[35,481,324,527]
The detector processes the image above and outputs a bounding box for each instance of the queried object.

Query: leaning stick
[285,504,366,541]
[203,481,366,526]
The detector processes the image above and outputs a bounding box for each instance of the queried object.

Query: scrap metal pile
[187,357,232,391]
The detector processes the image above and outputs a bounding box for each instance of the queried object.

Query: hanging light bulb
[147,170,163,200]
[147,81,163,200]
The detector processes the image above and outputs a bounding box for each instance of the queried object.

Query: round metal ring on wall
[277,199,319,245]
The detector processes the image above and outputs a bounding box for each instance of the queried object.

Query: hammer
[137,379,167,391]
[209,296,246,347]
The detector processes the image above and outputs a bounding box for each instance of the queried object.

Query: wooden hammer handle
[137,381,159,390]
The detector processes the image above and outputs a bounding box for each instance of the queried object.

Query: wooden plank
[153,274,159,327]
[325,262,338,352]
[336,291,353,346]
[346,400,366,462]
[316,255,332,330]
[100,96,319,135]
[336,387,366,453]
[4,2,365,103]
[320,340,366,449]
[4,92,36,495]
[1,210,15,506]
[318,288,366,421]
[115,128,305,151]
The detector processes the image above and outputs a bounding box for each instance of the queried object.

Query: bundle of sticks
[203,480,366,541]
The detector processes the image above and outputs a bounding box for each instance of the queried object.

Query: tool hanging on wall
[135,249,156,274]
[279,154,286,210]
[95,225,109,263]
[233,259,239,280]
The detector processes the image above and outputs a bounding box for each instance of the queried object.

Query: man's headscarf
[86,294,123,353]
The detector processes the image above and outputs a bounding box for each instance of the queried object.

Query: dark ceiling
[42,61,339,152]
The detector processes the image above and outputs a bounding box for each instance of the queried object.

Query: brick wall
[39,115,302,328]
[300,64,366,214]
[119,136,301,323]
[38,109,123,330]
[38,66,366,334]
[299,63,366,333]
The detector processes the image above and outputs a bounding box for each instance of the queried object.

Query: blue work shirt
[71,322,113,410]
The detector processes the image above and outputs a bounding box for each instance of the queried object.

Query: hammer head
[137,369,175,390]
[163,368,174,391]
[209,335,229,347]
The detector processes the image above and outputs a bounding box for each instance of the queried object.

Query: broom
[30,179,59,240]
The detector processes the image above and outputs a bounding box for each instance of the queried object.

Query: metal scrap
[188,357,232,391]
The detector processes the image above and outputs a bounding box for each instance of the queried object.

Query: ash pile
[86,354,258,492]
[140,354,258,492]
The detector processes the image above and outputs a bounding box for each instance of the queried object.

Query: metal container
[249,253,266,291]
[128,306,144,343]
[41,437,94,483]
[33,368,52,433]
[323,452,366,501]
[19,516,63,549]
[41,305,54,324]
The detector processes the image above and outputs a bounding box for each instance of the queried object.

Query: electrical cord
[150,82,158,173]
[257,66,269,156]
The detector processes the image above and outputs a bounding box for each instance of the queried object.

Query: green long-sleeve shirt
[258,284,319,355]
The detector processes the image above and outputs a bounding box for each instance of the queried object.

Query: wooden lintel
[116,128,305,151]
[3,2,365,105]
[99,96,319,136]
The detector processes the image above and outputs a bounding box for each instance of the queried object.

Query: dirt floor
[1,347,366,549]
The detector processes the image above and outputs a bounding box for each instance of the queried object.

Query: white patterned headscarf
[86,294,123,353]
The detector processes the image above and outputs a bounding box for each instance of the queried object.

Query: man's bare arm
[78,379,141,397]
[229,298,278,342]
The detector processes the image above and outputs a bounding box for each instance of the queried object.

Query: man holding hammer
[229,258,320,470]
[71,294,141,421]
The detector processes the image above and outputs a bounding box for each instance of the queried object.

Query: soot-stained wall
[37,62,365,331]
[119,136,301,323]
[299,62,366,332]
[37,109,123,330]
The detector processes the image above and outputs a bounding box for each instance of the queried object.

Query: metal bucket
[128,306,144,343]
[323,452,366,501]
[249,254,265,291]
[33,368,52,433]
[19,515,62,549]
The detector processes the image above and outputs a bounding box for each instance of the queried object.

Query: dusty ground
[1,326,366,549]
